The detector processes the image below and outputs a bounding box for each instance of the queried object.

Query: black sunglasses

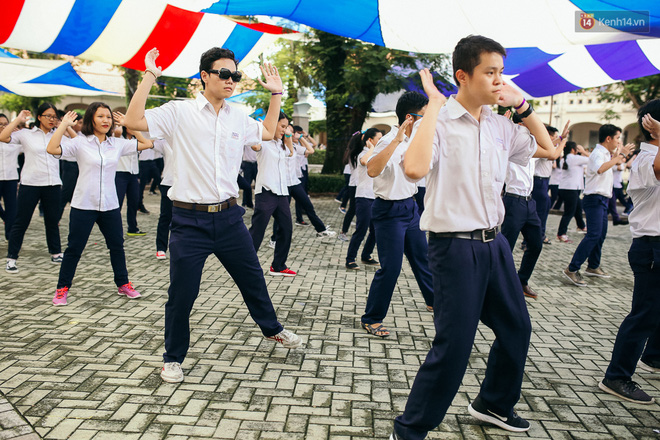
[208,68,242,82]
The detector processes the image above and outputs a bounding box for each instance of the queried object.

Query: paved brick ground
[0,193,658,439]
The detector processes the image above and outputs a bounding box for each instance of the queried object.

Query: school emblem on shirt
[231,132,240,140]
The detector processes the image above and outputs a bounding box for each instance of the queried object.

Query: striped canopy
[1,0,659,98]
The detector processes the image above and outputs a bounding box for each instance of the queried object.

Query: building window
[579,99,583,104]
[588,99,592,104]
[544,100,549,105]
[570,100,574,104]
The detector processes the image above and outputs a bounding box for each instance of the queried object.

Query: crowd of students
[0,36,658,439]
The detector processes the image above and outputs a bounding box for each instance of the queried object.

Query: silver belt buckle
[208,205,219,213]
[481,229,495,243]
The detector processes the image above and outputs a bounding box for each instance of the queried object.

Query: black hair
[545,125,558,135]
[395,91,429,125]
[56,110,65,120]
[35,102,57,129]
[562,141,577,170]
[452,35,506,85]
[292,125,303,133]
[74,113,83,122]
[278,110,289,122]
[0,113,8,122]
[637,98,660,142]
[81,102,115,136]
[598,123,621,143]
[199,47,238,90]
[346,128,381,168]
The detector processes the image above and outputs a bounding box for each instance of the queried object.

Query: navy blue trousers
[0,180,17,241]
[115,172,140,233]
[414,187,425,215]
[394,234,532,440]
[557,189,586,236]
[295,167,309,222]
[241,161,257,208]
[58,207,128,289]
[531,176,551,239]
[249,190,292,272]
[337,173,350,203]
[59,161,79,219]
[7,184,61,259]
[138,160,159,209]
[150,157,164,193]
[289,183,325,232]
[613,187,633,213]
[164,205,283,363]
[341,186,357,233]
[501,195,543,286]
[156,184,172,252]
[569,194,608,272]
[605,238,660,381]
[361,198,434,324]
[346,197,376,264]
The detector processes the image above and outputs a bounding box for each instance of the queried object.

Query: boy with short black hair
[391,35,557,439]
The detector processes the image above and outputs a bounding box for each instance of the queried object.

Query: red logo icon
[580,13,595,30]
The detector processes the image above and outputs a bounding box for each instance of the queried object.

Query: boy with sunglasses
[124,47,302,384]
[391,35,558,439]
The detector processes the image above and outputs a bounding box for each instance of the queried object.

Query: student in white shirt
[137,139,158,214]
[240,143,258,208]
[59,113,82,220]
[249,113,297,276]
[151,139,173,260]
[0,103,70,273]
[123,47,301,384]
[0,113,21,241]
[557,142,590,242]
[599,104,660,405]
[114,124,145,237]
[393,35,557,439]
[531,125,560,244]
[563,125,634,286]
[46,104,152,306]
[292,125,316,225]
[336,161,352,208]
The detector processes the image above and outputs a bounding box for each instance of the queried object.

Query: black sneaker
[468,395,530,432]
[138,207,150,214]
[295,220,310,226]
[599,378,655,404]
[127,230,147,237]
[361,257,380,266]
[345,262,359,270]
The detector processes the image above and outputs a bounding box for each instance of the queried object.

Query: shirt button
[482,149,486,154]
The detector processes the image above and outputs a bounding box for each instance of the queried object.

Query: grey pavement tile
[0,196,658,439]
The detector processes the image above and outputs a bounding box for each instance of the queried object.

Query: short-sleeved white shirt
[242,143,257,162]
[0,141,22,181]
[355,148,374,199]
[285,148,301,187]
[559,154,589,190]
[505,160,534,197]
[419,96,537,233]
[627,143,659,238]
[255,140,289,196]
[152,139,173,186]
[549,163,562,185]
[584,144,614,197]
[9,127,62,186]
[59,134,138,211]
[369,129,418,200]
[144,92,263,204]
[534,158,553,178]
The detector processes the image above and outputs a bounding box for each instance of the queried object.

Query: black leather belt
[504,193,532,201]
[173,198,237,212]
[430,227,500,243]
[637,235,660,242]
[533,176,550,180]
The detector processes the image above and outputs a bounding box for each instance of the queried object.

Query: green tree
[596,74,660,109]
[120,67,194,108]
[0,94,62,114]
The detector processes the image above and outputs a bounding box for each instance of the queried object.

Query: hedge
[307,173,345,194]
[306,149,326,165]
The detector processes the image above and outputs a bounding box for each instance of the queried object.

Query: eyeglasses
[40,114,58,120]
[208,68,242,82]
[409,113,423,118]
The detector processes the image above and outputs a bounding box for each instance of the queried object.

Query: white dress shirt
[355,148,375,199]
[116,150,139,174]
[152,139,173,186]
[549,164,562,185]
[559,154,589,190]
[534,158,553,178]
[285,147,301,187]
[255,140,289,196]
[60,132,79,163]
[584,144,614,197]
[145,93,263,204]
[0,141,22,181]
[612,165,624,189]
[418,96,537,233]
[369,129,418,200]
[417,177,426,188]
[138,146,155,161]
[9,127,62,186]
[242,143,257,162]
[627,143,659,238]
[294,141,309,171]
[347,161,359,187]
[343,163,352,175]
[505,160,534,197]
[59,134,138,211]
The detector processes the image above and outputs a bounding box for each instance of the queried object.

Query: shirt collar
[640,142,659,154]
[196,92,231,115]
[445,95,493,121]
[594,144,610,155]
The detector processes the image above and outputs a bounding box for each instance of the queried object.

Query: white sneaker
[266,329,302,349]
[267,240,276,249]
[5,259,18,274]
[160,362,184,383]
[317,229,336,238]
[156,251,167,260]
[338,233,349,242]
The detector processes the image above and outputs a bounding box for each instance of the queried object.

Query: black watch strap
[518,104,534,119]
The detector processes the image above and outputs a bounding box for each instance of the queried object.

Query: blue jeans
[164,205,283,363]
[569,194,608,272]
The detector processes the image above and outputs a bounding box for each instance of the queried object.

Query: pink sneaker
[118,282,141,299]
[53,287,68,306]
[269,266,297,277]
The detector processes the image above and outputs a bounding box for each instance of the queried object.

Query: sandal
[361,322,390,338]
[426,305,433,312]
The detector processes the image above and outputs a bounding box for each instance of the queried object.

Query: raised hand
[620,142,635,157]
[503,110,512,119]
[258,63,283,93]
[576,144,588,155]
[395,118,413,143]
[561,120,571,140]
[61,111,78,127]
[144,48,162,77]
[113,111,125,126]
[15,110,31,124]
[498,82,524,108]
[642,113,660,140]
[366,138,376,149]
[285,125,294,136]
[419,69,446,104]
